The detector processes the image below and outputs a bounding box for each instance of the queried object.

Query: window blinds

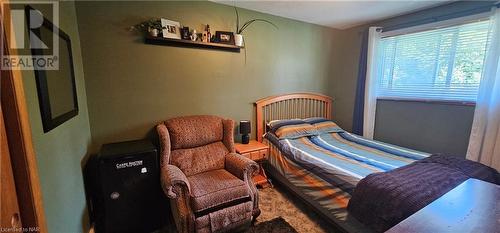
[376,20,491,102]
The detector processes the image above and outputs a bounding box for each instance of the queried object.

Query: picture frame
[215,31,235,45]
[26,5,79,133]
[180,26,190,40]
[161,18,181,39]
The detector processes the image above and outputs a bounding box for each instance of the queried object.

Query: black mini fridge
[85,140,168,233]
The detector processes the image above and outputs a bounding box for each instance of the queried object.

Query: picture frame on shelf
[161,18,181,39]
[215,31,235,45]
[180,27,190,40]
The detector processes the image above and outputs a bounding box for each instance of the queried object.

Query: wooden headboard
[254,93,333,142]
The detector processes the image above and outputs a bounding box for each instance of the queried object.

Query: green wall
[21,2,485,232]
[374,100,475,156]
[75,1,343,152]
[331,27,360,132]
[22,2,92,233]
[18,1,484,232]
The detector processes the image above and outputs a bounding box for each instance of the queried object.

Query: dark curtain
[352,30,369,135]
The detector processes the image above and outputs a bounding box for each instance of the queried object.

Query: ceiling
[216,1,452,29]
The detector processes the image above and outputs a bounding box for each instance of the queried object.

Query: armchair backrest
[158,115,235,176]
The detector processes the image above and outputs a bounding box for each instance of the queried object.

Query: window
[376,20,491,102]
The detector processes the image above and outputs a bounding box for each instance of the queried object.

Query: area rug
[257,186,336,232]
[245,217,298,233]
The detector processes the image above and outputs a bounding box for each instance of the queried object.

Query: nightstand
[234,140,272,188]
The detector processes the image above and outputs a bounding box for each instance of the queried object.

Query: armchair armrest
[156,123,171,164]
[222,119,236,153]
[225,153,259,180]
[161,164,191,199]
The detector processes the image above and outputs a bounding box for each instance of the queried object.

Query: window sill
[377,97,476,107]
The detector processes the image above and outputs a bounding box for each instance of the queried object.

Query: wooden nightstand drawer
[239,150,266,161]
[241,152,251,159]
[259,149,268,160]
[251,149,267,161]
[235,140,269,162]
[250,151,260,160]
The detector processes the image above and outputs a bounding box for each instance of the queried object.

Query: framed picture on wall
[215,31,235,45]
[161,18,181,39]
[26,5,79,133]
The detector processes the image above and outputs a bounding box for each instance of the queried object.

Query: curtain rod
[380,10,491,38]
[380,3,496,33]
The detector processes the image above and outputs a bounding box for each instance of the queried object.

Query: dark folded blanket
[347,154,499,233]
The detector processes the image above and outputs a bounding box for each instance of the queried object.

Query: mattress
[263,131,430,232]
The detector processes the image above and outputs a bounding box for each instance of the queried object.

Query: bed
[254,93,425,232]
[254,93,499,233]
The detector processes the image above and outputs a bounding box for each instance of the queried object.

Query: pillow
[268,119,304,130]
[268,119,319,139]
[304,117,344,133]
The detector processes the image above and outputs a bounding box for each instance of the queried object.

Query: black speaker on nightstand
[240,120,251,144]
[85,140,168,233]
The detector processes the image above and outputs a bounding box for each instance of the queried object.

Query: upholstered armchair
[157,115,260,233]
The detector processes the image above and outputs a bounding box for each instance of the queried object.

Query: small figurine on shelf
[190,29,197,41]
[206,24,212,42]
[202,31,208,43]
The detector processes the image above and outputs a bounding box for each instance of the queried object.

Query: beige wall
[22,2,92,233]
[75,1,343,152]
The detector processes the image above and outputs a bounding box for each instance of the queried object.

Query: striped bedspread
[311,132,429,172]
[263,131,430,230]
[265,131,430,207]
[274,132,429,194]
[264,137,354,220]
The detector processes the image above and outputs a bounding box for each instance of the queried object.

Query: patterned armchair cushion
[166,115,224,149]
[170,142,228,176]
[187,169,251,215]
[304,117,344,133]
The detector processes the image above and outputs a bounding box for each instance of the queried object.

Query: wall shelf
[145,36,241,52]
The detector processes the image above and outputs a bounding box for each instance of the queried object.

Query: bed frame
[254,93,365,232]
[254,92,333,142]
